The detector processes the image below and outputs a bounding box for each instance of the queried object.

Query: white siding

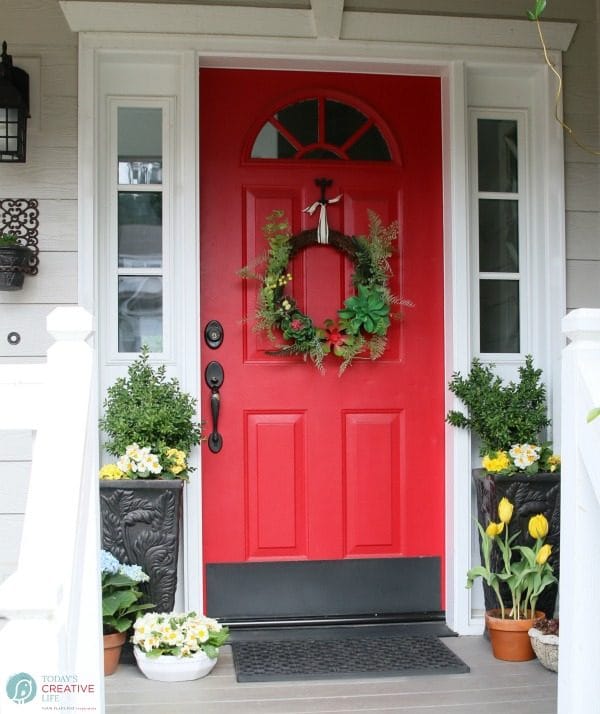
[0,0,77,582]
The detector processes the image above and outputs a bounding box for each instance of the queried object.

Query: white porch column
[558,309,600,712]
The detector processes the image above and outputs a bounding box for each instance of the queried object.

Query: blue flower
[100,549,120,575]
[120,563,150,583]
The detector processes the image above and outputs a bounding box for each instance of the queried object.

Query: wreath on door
[240,209,410,375]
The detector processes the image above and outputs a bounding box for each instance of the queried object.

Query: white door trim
[73,21,569,634]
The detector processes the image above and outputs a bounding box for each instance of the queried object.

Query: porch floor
[104,635,558,713]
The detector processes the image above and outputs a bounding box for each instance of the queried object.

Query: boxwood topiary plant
[446,355,550,456]
[99,346,202,472]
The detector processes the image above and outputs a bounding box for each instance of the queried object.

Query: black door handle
[204,361,224,453]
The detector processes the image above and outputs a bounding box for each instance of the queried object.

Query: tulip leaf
[587,407,600,423]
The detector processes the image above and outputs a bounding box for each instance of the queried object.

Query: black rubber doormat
[231,634,470,682]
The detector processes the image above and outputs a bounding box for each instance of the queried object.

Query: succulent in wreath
[338,284,391,336]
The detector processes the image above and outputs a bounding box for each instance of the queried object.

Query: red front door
[200,69,444,617]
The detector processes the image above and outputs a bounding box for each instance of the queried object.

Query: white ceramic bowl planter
[134,647,218,682]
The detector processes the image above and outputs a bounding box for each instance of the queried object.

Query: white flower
[146,454,163,474]
[509,443,541,469]
[205,617,222,632]
[126,443,142,460]
[116,455,133,473]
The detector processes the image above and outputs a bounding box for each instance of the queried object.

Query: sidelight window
[114,105,166,354]
[474,116,523,355]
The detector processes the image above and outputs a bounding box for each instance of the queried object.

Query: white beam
[60,2,576,52]
[310,0,344,40]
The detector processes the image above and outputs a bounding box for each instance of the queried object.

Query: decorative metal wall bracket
[0,198,39,290]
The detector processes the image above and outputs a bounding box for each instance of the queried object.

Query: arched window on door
[249,96,394,162]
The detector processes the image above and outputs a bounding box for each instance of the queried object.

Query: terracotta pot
[103,631,127,676]
[485,610,545,661]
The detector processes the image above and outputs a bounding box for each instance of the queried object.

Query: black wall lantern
[0,41,29,163]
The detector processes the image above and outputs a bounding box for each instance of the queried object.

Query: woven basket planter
[528,627,559,672]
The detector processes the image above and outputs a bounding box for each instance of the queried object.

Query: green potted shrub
[0,232,33,291]
[447,355,561,617]
[99,347,203,611]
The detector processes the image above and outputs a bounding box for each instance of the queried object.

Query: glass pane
[118,160,162,185]
[277,99,318,146]
[480,279,520,353]
[118,107,162,184]
[347,125,391,161]
[251,122,296,159]
[118,276,163,353]
[325,99,366,147]
[479,199,519,272]
[477,119,518,193]
[118,192,162,268]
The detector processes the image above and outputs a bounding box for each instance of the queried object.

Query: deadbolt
[204,320,224,349]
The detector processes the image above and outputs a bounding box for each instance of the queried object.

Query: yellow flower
[485,521,504,538]
[529,514,549,539]
[482,451,510,473]
[547,454,561,472]
[99,463,126,480]
[165,447,187,475]
[498,497,514,524]
[536,544,552,565]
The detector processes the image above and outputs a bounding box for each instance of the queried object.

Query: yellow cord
[536,17,600,157]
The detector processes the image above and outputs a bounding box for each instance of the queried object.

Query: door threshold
[225,611,446,629]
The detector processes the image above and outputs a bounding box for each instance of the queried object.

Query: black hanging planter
[99,480,184,612]
[472,469,560,618]
[0,244,34,290]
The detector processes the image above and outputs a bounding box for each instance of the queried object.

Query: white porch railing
[0,307,103,712]
[558,308,600,712]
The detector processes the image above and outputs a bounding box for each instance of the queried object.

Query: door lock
[204,320,224,349]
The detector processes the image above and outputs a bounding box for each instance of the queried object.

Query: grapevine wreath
[240,209,410,375]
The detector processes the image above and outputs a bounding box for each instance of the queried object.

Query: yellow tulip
[498,497,514,524]
[536,544,552,565]
[485,521,504,538]
[529,514,549,540]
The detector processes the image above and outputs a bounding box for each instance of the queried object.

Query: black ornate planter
[99,480,184,612]
[472,469,560,618]
[0,245,33,290]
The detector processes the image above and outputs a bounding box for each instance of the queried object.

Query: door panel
[200,69,444,616]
